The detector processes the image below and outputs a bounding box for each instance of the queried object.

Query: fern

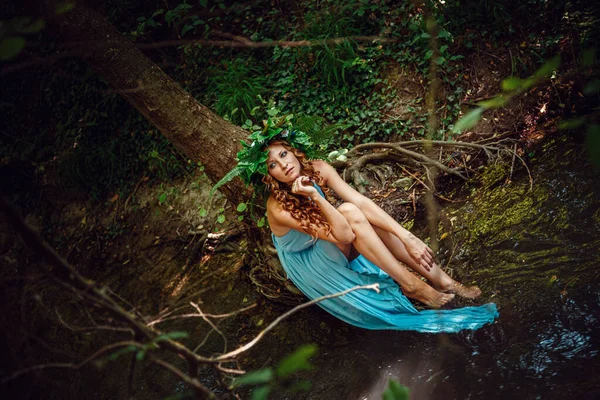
[210,166,244,197]
[294,114,349,150]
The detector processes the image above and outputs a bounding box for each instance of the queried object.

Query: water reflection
[286,138,600,399]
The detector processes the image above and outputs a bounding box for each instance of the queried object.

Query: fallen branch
[210,283,380,362]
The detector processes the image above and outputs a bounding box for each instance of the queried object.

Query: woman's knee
[337,203,367,225]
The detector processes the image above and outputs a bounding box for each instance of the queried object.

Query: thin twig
[1,341,143,384]
[147,303,257,327]
[55,308,134,334]
[190,301,228,354]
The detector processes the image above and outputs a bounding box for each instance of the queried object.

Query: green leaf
[0,37,26,60]
[534,56,560,80]
[199,0,208,7]
[438,30,452,39]
[453,108,483,134]
[136,349,146,361]
[257,217,266,228]
[237,202,248,212]
[477,95,508,109]
[165,10,176,24]
[107,345,138,361]
[157,192,167,204]
[276,344,318,379]
[181,24,194,36]
[232,368,274,387]
[199,208,208,217]
[217,214,225,224]
[501,77,523,92]
[251,385,271,400]
[14,18,45,33]
[558,118,585,130]
[55,1,74,14]
[154,331,189,343]
[382,379,410,400]
[237,215,244,221]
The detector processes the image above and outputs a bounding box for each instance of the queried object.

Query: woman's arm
[313,160,435,270]
[267,176,355,244]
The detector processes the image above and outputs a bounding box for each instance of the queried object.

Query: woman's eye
[281,151,287,157]
[268,163,276,169]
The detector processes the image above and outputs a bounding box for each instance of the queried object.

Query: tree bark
[35,1,248,204]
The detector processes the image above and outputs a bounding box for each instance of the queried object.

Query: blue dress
[272,187,499,333]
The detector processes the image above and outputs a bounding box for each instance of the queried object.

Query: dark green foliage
[3,0,598,205]
[206,59,268,124]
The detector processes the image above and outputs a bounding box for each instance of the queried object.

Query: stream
[243,135,600,399]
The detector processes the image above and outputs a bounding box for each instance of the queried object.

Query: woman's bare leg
[372,226,481,299]
[337,204,454,308]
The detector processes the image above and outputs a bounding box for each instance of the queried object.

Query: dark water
[26,137,595,399]
[251,137,600,400]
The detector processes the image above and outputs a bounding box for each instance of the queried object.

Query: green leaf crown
[211,117,316,195]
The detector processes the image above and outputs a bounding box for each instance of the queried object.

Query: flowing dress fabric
[271,187,499,333]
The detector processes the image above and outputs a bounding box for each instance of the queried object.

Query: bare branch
[55,308,134,334]
[210,284,380,362]
[216,365,246,375]
[1,35,397,76]
[147,303,257,327]
[190,301,228,354]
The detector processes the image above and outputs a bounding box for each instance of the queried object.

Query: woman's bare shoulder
[266,195,288,220]
[311,159,335,180]
[311,159,331,171]
[266,195,294,236]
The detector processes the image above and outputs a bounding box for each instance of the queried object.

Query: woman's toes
[453,283,482,299]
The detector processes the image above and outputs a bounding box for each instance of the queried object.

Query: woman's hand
[291,176,317,198]
[403,233,436,271]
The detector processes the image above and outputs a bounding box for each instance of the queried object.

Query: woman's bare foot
[409,284,455,308]
[438,281,482,299]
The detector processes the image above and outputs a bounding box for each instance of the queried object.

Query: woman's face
[266,143,301,184]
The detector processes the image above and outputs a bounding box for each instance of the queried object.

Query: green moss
[479,163,509,188]
[459,169,573,248]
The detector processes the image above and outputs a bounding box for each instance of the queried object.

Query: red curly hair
[262,140,332,238]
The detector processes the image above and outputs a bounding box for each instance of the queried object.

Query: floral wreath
[211,117,316,195]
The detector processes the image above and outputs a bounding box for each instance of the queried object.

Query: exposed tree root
[334,138,532,194]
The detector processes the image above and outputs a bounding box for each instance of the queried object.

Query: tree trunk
[35,1,248,204]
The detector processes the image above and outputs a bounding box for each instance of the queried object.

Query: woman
[218,124,498,332]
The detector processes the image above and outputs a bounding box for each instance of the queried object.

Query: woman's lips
[286,167,294,176]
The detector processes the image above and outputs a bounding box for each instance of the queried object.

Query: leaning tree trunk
[34,1,248,204]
